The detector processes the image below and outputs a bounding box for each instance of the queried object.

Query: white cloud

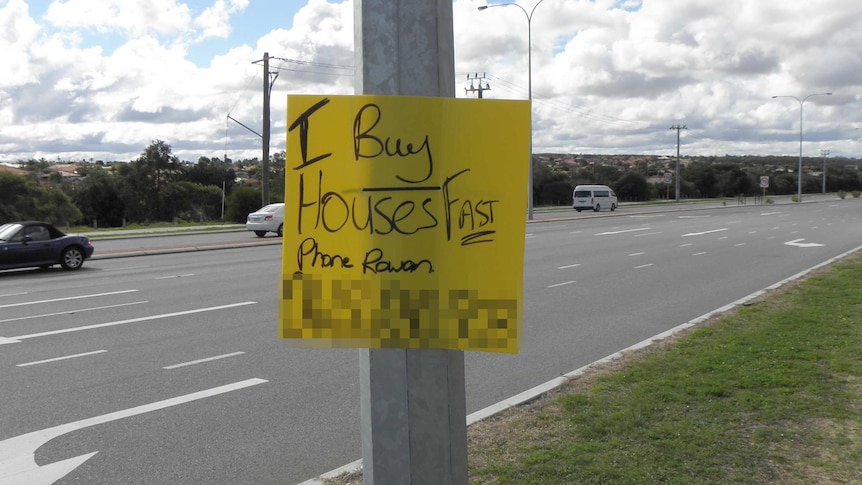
[1,0,861,163]
[193,0,250,41]
[44,0,193,37]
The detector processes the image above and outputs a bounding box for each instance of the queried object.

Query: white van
[572,185,618,212]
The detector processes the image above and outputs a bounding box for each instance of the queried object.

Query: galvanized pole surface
[354,2,467,484]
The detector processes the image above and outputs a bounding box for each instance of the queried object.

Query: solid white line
[7,302,257,341]
[693,252,708,256]
[547,281,576,288]
[164,352,245,370]
[679,243,693,247]
[0,290,139,309]
[0,301,149,324]
[735,243,746,246]
[681,228,727,237]
[628,252,645,257]
[155,274,196,280]
[595,227,652,236]
[0,292,28,298]
[557,263,581,269]
[17,350,107,367]
[634,264,653,269]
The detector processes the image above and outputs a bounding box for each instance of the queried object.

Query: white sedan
[246,203,284,237]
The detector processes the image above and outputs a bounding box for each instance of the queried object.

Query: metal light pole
[772,92,832,203]
[479,1,545,220]
[820,149,830,193]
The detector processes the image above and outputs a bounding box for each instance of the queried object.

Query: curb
[91,239,282,260]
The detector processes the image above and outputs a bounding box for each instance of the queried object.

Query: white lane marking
[719,236,728,240]
[761,211,781,216]
[634,231,663,237]
[693,252,708,256]
[557,263,581,269]
[525,234,536,239]
[0,301,149,324]
[547,281,576,288]
[628,252,645,257]
[735,243,746,247]
[791,230,799,234]
[155,274,196,280]
[0,290,139,309]
[634,264,653,269]
[678,215,711,219]
[679,243,693,247]
[0,378,268,485]
[568,230,583,234]
[0,292,28,298]
[629,214,664,218]
[0,302,257,344]
[102,265,150,272]
[17,350,108,367]
[785,239,824,248]
[681,228,728,237]
[164,352,245,370]
[595,227,652,236]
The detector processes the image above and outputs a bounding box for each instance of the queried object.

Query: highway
[1,198,861,484]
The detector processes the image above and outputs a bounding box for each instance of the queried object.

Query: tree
[0,171,81,225]
[187,157,237,195]
[118,140,185,222]
[75,168,126,227]
[614,172,650,201]
[158,182,224,222]
[226,186,263,223]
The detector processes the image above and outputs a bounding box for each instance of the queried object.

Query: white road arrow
[0,378,267,485]
[784,239,824,248]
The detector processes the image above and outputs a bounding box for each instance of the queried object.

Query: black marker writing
[354,103,434,184]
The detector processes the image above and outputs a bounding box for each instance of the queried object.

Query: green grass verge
[468,252,862,484]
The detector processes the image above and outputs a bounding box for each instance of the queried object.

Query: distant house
[0,164,27,177]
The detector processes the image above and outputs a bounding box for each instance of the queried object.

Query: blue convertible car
[0,221,95,271]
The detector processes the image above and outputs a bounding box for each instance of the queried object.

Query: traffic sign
[760,176,769,188]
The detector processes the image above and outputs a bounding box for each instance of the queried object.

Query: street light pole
[479,1,546,220]
[820,149,830,193]
[772,92,832,203]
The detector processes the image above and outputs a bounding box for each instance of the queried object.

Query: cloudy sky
[2,0,861,164]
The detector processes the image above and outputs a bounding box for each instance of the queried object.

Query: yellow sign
[279,95,529,353]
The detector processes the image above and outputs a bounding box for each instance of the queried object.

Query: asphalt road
[1,197,860,484]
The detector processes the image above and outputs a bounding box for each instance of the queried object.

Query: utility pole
[261,52,271,206]
[464,72,490,98]
[670,125,687,202]
[821,149,830,193]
